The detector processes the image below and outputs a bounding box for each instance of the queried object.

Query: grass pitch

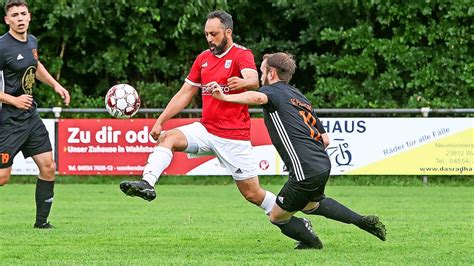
[1,183,473,265]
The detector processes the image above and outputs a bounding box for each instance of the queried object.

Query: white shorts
[177,122,258,180]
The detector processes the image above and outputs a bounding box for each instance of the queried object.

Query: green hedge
[3,1,472,110]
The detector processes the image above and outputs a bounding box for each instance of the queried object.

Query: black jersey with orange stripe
[259,81,331,181]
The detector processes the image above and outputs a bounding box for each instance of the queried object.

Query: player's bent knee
[160,130,187,151]
[39,161,56,180]
[46,161,56,173]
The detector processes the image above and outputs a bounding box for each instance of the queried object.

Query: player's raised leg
[302,197,386,241]
[120,128,188,201]
[32,151,56,229]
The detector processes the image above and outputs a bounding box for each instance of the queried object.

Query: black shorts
[0,113,52,168]
[276,168,331,212]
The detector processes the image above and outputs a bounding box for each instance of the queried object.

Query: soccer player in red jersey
[120,10,276,215]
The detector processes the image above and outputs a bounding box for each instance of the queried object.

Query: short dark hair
[4,0,28,14]
[263,52,296,83]
[207,10,233,31]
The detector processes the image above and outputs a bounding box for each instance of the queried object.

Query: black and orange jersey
[259,81,331,181]
[0,33,38,123]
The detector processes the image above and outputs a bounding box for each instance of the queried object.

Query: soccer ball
[105,84,141,118]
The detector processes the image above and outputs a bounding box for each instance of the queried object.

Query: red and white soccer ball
[105,84,141,118]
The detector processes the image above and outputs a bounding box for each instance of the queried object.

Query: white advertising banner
[184,118,473,176]
[323,118,473,175]
[11,119,55,175]
[13,118,472,176]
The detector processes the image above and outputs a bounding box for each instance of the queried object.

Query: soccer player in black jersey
[0,0,70,229]
[211,52,386,249]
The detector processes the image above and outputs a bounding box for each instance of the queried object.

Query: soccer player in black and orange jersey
[211,52,386,249]
[0,0,70,229]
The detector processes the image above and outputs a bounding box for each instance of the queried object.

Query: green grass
[9,174,474,186]
[1,184,473,265]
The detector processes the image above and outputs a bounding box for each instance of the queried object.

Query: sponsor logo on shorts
[235,168,243,174]
[1,152,10,164]
[259,160,269,170]
[278,196,284,203]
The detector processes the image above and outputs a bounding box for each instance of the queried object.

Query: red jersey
[185,43,257,140]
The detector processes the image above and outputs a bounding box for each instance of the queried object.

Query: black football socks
[35,178,55,225]
[304,197,363,226]
[271,216,321,246]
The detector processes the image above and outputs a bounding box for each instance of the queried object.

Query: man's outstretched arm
[211,86,267,105]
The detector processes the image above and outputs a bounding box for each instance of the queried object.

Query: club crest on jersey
[32,49,38,60]
[22,66,36,95]
[225,60,232,69]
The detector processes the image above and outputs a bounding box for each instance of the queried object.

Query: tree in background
[2,0,471,111]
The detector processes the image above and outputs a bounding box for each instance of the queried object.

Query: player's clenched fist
[227,76,246,90]
[149,122,163,141]
[211,86,226,101]
[206,81,220,91]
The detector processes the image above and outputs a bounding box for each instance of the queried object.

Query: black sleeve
[30,34,38,46]
[259,85,277,111]
[314,115,326,134]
